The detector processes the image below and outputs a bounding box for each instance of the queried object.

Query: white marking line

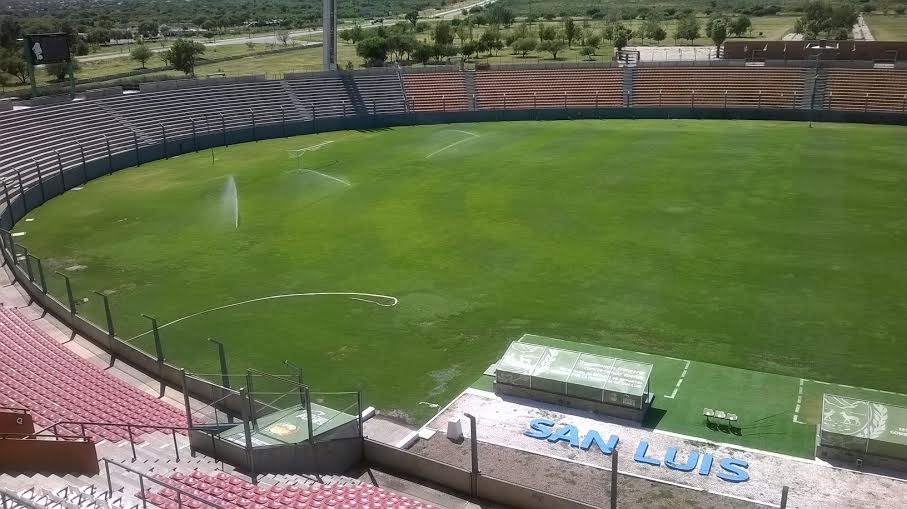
[664,360,691,399]
[425,130,480,159]
[288,140,335,154]
[793,378,806,424]
[125,292,398,343]
[302,169,350,186]
[158,443,171,449]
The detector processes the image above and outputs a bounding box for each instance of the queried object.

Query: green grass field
[14,120,907,438]
[865,14,907,41]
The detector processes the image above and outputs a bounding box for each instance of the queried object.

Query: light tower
[322,0,337,70]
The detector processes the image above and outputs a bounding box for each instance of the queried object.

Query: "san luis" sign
[524,419,750,483]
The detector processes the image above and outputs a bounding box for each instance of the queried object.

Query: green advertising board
[496,340,652,409]
[820,394,907,461]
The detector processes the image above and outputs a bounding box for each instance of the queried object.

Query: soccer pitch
[14,120,907,453]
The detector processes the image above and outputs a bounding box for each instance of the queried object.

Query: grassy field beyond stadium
[15,120,907,441]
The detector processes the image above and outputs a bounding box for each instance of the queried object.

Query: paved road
[430,0,498,19]
[79,27,329,63]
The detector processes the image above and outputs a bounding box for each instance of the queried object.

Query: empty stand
[402,72,470,112]
[0,306,190,443]
[283,75,352,118]
[146,470,435,509]
[475,69,623,109]
[825,69,907,112]
[352,73,407,115]
[100,81,307,143]
[631,67,805,108]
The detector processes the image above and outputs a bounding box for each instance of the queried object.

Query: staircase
[463,71,477,111]
[622,67,635,107]
[806,69,828,109]
[98,103,155,144]
[279,81,308,119]
[339,73,368,116]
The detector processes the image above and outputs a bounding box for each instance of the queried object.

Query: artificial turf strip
[15,120,907,435]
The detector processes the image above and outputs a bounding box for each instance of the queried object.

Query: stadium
[2,3,907,509]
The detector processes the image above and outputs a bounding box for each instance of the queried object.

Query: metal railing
[0,489,43,509]
[103,459,227,509]
[30,420,198,462]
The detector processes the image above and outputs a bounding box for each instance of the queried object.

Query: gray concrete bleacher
[352,73,407,115]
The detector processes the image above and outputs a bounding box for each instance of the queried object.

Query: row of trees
[346,11,756,67]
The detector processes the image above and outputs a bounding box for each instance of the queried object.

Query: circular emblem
[268,422,298,436]
[823,396,888,438]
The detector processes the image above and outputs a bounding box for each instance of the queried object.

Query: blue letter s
[717,458,750,483]
[524,418,555,439]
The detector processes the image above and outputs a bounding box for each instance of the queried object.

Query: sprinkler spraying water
[223,175,239,229]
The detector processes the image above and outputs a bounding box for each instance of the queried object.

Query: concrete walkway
[423,389,907,509]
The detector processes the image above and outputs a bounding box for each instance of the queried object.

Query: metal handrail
[102,459,227,509]
[31,420,205,462]
[0,489,44,509]
[0,432,90,441]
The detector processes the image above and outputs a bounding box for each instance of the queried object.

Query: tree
[460,40,478,60]
[433,21,454,45]
[730,16,752,37]
[45,59,80,81]
[349,25,364,44]
[643,18,663,45]
[707,18,727,53]
[161,38,205,76]
[538,34,566,59]
[277,31,291,46]
[0,49,27,84]
[130,43,154,68]
[652,26,667,45]
[339,29,353,44]
[580,46,596,60]
[405,10,419,28]
[412,42,433,64]
[487,5,515,26]
[612,25,633,51]
[674,13,700,44]
[538,24,557,41]
[479,25,503,55]
[356,36,388,66]
[794,2,857,39]
[563,17,577,47]
[512,37,536,57]
[0,17,21,49]
[586,34,602,51]
[138,21,158,38]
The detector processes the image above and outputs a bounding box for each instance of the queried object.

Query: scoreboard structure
[22,33,75,97]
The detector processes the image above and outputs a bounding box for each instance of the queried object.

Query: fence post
[106,135,114,174]
[142,313,166,396]
[54,149,65,193]
[442,95,446,112]
[191,118,198,152]
[356,386,363,443]
[239,387,256,484]
[36,258,46,294]
[281,107,287,138]
[249,108,256,141]
[2,180,12,225]
[93,290,115,339]
[465,413,478,497]
[16,170,24,203]
[284,359,304,406]
[724,90,728,109]
[610,448,619,509]
[691,90,695,109]
[181,368,195,458]
[55,271,76,315]
[34,159,45,204]
[220,113,228,147]
[372,100,377,116]
[20,246,33,282]
[78,142,89,185]
[160,124,169,159]
[780,486,789,508]
[209,338,234,424]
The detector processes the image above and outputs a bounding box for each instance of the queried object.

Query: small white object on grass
[25,218,34,222]
[446,417,463,441]
[11,232,25,237]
